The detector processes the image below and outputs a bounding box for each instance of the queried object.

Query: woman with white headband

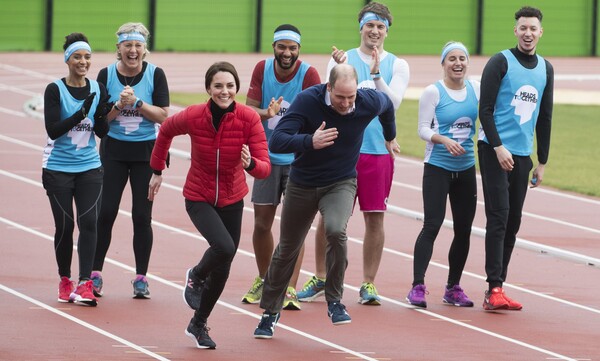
[42,32,111,307]
[406,41,479,308]
[92,22,170,300]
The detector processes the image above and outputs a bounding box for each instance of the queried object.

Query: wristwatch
[113,102,122,111]
[135,98,144,109]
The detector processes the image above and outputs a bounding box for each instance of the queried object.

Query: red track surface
[1,53,599,361]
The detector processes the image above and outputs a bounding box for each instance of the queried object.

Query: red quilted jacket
[150,101,271,207]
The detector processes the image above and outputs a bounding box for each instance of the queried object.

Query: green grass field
[171,93,600,198]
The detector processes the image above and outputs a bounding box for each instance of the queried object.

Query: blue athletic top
[106,62,158,141]
[261,58,310,165]
[481,50,547,156]
[425,80,478,172]
[346,48,396,155]
[43,79,101,172]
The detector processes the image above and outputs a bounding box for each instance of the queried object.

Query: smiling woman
[42,32,111,308]
[92,22,171,301]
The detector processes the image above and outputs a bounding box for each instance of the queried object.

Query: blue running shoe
[132,275,150,299]
[297,275,326,302]
[327,301,351,325]
[358,282,381,305]
[90,271,103,297]
[254,312,280,339]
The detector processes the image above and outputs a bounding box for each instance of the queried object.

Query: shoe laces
[412,284,428,297]
[448,285,468,301]
[59,278,73,293]
[361,282,377,295]
[329,302,347,314]
[301,276,322,291]
[249,278,263,293]
[258,313,277,328]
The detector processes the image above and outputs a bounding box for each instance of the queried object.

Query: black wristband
[152,169,162,175]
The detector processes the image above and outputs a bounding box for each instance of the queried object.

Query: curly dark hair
[63,33,89,50]
[515,6,543,22]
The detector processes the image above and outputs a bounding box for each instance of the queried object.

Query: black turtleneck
[209,100,236,130]
[479,46,554,164]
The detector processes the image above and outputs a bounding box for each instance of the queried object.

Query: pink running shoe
[70,280,98,307]
[58,277,74,303]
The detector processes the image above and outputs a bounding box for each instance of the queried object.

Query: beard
[275,53,298,70]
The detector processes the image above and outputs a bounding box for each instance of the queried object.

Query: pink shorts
[356,153,394,211]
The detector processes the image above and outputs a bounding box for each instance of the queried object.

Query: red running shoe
[70,280,98,307]
[58,277,74,303]
[502,291,523,310]
[483,287,509,310]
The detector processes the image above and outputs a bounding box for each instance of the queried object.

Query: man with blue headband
[298,1,407,306]
[242,24,321,311]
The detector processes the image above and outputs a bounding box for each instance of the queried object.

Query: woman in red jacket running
[148,61,271,349]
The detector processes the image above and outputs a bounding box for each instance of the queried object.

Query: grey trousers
[260,178,357,313]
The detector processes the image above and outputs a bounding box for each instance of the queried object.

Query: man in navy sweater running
[253,63,398,339]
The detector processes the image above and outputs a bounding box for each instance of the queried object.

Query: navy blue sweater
[270,84,396,187]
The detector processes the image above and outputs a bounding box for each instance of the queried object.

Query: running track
[1,53,599,360]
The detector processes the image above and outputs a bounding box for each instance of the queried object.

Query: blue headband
[118,32,146,44]
[64,41,91,62]
[359,12,389,30]
[441,43,469,63]
[273,30,301,44]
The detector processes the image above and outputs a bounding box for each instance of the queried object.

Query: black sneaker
[253,312,280,339]
[327,301,351,325]
[183,268,204,310]
[185,320,216,349]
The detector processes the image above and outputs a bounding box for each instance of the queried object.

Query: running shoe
[90,271,103,297]
[185,319,216,349]
[327,301,351,325]
[442,284,474,307]
[502,291,523,310]
[132,275,150,299]
[241,276,263,304]
[282,286,301,310]
[483,287,509,310]
[254,312,280,339]
[58,277,74,303]
[70,280,97,306]
[184,268,204,310]
[297,275,326,302]
[358,282,381,305]
[406,284,428,308]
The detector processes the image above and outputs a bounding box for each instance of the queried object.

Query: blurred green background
[2,0,599,56]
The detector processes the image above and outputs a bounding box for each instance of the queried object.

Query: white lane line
[0,170,600,360]
[0,215,378,361]
[0,283,171,361]
[0,212,580,361]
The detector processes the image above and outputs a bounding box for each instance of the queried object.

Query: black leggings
[94,158,153,275]
[42,167,103,281]
[185,199,243,323]
[412,164,477,287]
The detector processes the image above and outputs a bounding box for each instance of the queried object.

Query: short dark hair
[205,61,240,93]
[358,2,393,27]
[515,6,543,22]
[63,33,89,50]
[274,24,301,35]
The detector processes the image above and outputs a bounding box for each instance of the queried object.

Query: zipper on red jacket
[214,148,219,206]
